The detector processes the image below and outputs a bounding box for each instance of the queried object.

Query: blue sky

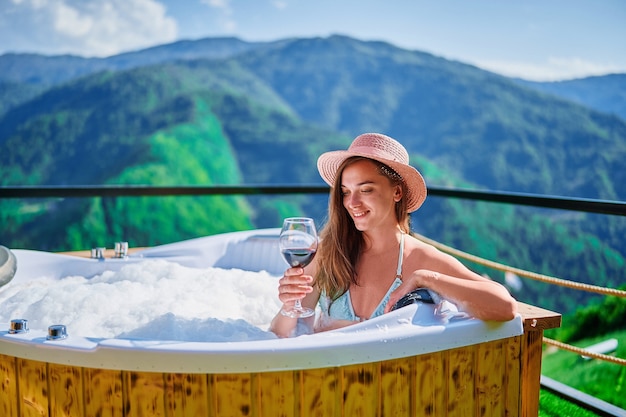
[1,0,624,81]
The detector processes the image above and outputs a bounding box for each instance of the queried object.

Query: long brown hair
[315,156,411,300]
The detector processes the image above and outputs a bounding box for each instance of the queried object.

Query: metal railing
[1,184,625,216]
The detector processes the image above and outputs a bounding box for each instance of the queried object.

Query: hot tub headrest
[0,245,17,287]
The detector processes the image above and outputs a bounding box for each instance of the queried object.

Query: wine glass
[279,217,318,318]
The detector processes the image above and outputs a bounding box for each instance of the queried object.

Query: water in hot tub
[0,260,285,342]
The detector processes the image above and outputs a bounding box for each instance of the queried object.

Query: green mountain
[517,74,626,121]
[0,35,624,315]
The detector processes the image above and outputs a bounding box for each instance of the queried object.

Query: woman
[270,133,517,338]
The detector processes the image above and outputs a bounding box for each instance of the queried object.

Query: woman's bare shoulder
[403,234,457,268]
[405,234,440,256]
[404,234,484,280]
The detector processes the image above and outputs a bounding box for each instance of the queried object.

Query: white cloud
[53,2,93,38]
[0,0,178,57]
[471,56,624,81]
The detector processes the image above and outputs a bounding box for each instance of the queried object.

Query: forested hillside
[0,35,624,314]
[517,73,626,121]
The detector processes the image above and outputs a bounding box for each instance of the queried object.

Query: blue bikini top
[318,233,405,322]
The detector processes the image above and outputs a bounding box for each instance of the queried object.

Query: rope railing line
[543,337,626,366]
[414,233,626,299]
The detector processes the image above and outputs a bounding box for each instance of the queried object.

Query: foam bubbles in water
[0,260,283,342]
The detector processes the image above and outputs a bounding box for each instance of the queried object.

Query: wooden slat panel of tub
[48,363,85,416]
[17,357,49,417]
[477,339,506,416]
[209,373,253,417]
[0,354,19,416]
[446,345,476,415]
[165,373,210,417]
[379,357,414,415]
[255,370,297,416]
[84,368,124,417]
[505,335,522,413]
[341,361,381,415]
[416,350,447,416]
[521,329,545,417]
[301,366,341,416]
[123,371,166,417]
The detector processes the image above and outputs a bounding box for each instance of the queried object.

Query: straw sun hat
[317,133,427,212]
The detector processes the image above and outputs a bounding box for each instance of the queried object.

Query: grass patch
[540,329,626,410]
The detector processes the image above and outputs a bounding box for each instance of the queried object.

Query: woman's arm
[385,242,518,321]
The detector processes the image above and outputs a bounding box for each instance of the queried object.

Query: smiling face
[340,159,402,233]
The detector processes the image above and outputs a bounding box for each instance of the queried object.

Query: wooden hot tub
[0,229,559,416]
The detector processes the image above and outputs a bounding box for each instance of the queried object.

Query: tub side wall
[0,335,524,417]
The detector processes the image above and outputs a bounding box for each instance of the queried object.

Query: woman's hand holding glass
[278,267,314,313]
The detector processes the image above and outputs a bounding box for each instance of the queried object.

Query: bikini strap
[395,232,405,279]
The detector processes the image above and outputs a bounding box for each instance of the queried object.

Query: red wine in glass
[281,248,317,268]
[279,217,318,318]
